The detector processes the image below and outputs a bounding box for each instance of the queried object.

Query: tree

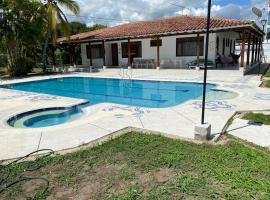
[88,24,107,31]
[57,22,107,37]
[0,0,47,76]
[67,21,88,35]
[42,0,80,72]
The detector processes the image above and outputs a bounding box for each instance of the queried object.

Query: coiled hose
[0,149,54,197]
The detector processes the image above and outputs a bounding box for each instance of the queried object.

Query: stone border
[1,126,204,162]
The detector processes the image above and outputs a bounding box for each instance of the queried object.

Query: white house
[58,15,264,71]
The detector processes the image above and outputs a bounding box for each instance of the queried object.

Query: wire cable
[0,149,54,197]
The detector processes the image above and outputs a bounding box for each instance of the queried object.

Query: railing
[119,67,132,79]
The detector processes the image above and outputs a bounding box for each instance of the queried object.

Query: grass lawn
[262,68,270,88]
[265,68,270,77]
[242,113,270,125]
[1,132,270,200]
[264,80,270,88]
[0,67,59,79]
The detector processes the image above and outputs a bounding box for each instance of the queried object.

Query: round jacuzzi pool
[205,89,238,100]
[7,106,84,128]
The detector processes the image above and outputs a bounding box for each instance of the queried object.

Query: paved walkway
[0,68,270,160]
[228,118,270,148]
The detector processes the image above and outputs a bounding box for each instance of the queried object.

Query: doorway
[111,43,119,66]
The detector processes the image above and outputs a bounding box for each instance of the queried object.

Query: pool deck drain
[0,69,270,160]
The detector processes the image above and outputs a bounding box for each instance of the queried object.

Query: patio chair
[174,59,186,68]
[215,53,239,68]
[132,59,140,68]
[46,65,54,72]
[160,59,174,69]
[140,59,146,68]
[120,61,128,68]
[186,59,214,69]
[148,59,156,69]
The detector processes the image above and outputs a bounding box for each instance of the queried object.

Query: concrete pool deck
[0,68,270,160]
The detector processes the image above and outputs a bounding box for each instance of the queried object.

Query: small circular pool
[206,89,238,100]
[7,107,84,128]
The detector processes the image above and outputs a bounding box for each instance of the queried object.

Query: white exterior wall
[81,43,104,67]
[81,43,89,66]
[216,31,239,56]
[80,32,239,68]
[139,34,216,66]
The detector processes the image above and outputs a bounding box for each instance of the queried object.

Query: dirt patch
[47,187,74,200]
[48,163,126,199]
[216,134,232,145]
[72,182,103,200]
[154,167,173,183]
[136,171,152,185]
[107,180,134,195]
[22,179,47,195]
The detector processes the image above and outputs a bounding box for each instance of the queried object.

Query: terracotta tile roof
[58,15,259,43]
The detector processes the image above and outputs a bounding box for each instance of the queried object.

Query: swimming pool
[0,77,235,108]
[8,106,84,128]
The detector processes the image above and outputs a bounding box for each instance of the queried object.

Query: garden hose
[0,149,54,197]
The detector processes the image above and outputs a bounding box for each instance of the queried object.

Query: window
[86,44,103,59]
[176,37,204,57]
[150,39,162,47]
[121,41,142,58]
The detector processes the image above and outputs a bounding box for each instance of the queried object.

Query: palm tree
[42,0,80,72]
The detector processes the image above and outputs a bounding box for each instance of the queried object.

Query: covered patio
[56,16,265,75]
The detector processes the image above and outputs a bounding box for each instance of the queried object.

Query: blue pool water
[1,77,219,108]
[7,106,85,128]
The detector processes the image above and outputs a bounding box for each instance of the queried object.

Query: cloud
[179,5,222,16]
[63,0,268,26]
[213,4,244,19]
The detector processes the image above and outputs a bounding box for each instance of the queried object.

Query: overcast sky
[64,0,269,26]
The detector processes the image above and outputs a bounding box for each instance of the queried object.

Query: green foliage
[0,54,8,68]
[243,113,270,125]
[44,0,80,45]
[8,57,34,76]
[88,24,107,31]
[265,80,270,88]
[0,0,81,74]
[57,21,107,37]
[41,0,80,71]
[0,0,47,76]
[265,68,270,77]
[55,49,63,66]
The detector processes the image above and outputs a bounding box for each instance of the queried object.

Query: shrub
[9,57,34,77]
[0,54,8,68]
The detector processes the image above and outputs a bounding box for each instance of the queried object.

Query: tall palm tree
[42,0,80,72]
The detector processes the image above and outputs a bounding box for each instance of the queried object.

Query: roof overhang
[58,23,264,45]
